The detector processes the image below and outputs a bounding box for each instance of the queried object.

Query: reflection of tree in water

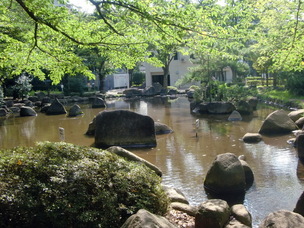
[0,117,7,126]
[20,117,37,142]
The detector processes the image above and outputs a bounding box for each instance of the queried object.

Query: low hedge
[0,142,169,227]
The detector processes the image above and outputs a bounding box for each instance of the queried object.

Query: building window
[173,52,179,60]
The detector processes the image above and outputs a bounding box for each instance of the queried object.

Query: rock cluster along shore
[0,92,93,118]
[112,146,304,228]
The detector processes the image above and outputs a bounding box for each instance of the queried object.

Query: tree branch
[14,0,134,46]
[282,0,302,64]
[26,22,38,64]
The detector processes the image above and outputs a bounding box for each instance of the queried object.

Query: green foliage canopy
[0,0,204,84]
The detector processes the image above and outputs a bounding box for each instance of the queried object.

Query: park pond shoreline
[1,95,304,227]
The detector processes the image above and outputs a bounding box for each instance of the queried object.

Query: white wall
[144,53,235,88]
[113,73,129,88]
[144,53,194,89]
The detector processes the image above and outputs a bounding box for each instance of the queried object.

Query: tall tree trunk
[162,64,169,89]
[128,69,134,87]
[272,73,277,87]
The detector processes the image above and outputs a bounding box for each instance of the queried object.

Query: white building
[144,52,233,88]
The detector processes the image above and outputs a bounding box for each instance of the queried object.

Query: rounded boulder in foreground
[204,153,246,194]
[259,210,304,228]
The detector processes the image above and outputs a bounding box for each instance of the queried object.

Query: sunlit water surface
[1,96,303,227]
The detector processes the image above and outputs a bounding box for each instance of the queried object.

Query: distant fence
[245,76,286,87]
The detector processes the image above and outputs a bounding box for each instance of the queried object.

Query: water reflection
[0,97,303,227]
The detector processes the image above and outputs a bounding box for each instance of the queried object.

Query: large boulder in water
[204,153,246,194]
[20,106,37,117]
[94,110,156,148]
[206,102,236,114]
[68,104,83,117]
[92,97,106,108]
[259,110,298,135]
[259,210,304,228]
[46,98,67,115]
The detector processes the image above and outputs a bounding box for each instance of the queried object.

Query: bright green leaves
[2,0,304,85]
[252,0,304,72]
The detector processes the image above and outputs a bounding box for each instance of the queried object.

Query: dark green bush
[0,142,169,228]
[286,71,304,96]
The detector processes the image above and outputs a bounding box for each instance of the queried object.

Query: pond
[1,96,303,227]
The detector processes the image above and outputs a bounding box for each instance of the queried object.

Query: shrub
[131,72,145,86]
[0,142,169,228]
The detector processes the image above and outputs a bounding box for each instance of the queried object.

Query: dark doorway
[152,75,170,86]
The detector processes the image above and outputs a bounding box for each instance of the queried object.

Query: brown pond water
[1,96,304,227]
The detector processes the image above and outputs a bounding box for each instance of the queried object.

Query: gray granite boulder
[170,202,197,217]
[41,96,51,104]
[242,133,262,143]
[92,97,106,108]
[123,88,143,98]
[207,102,236,114]
[121,209,177,228]
[46,98,67,115]
[195,199,230,228]
[40,104,51,113]
[240,160,254,188]
[296,134,304,160]
[259,110,298,135]
[68,104,83,117]
[94,110,156,148]
[23,100,33,107]
[85,117,96,136]
[5,100,14,108]
[230,204,252,227]
[295,117,304,129]
[225,219,250,228]
[288,109,304,122]
[143,86,157,96]
[259,210,304,228]
[163,186,189,204]
[20,106,37,117]
[0,108,8,117]
[28,96,38,102]
[204,153,246,194]
[155,122,173,134]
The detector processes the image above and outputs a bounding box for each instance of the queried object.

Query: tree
[251,0,304,73]
[0,0,203,86]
